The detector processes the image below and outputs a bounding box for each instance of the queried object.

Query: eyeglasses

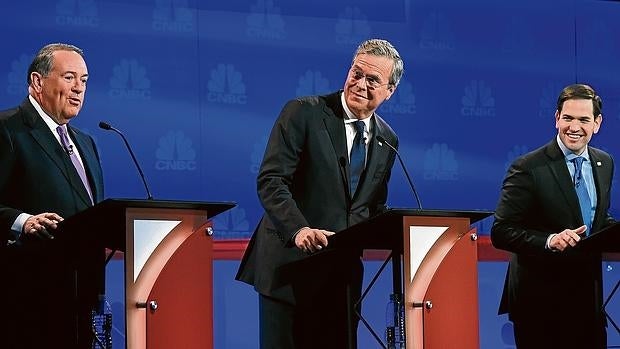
[349,68,391,89]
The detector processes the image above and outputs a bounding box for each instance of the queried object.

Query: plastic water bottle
[92,294,113,349]
[385,293,405,349]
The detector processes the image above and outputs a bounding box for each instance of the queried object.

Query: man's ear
[593,114,602,134]
[30,72,43,92]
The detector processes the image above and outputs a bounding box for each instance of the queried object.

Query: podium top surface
[91,198,236,219]
[56,198,236,251]
[579,221,620,253]
[328,208,494,251]
[376,208,493,224]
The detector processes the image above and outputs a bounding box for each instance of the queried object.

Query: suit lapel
[355,115,391,199]
[70,126,102,203]
[322,92,394,201]
[589,149,609,228]
[544,141,584,225]
[322,93,351,197]
[22,100,93,207]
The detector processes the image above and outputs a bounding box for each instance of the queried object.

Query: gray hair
[27,43,84,85]
[352,39,404,87]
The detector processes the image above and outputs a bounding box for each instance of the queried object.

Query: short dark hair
[27,43,84,85]
[556,83,602,117]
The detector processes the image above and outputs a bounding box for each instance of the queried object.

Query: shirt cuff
[545,233,557,251]
[290,226,309,244]
[10,213,32,241]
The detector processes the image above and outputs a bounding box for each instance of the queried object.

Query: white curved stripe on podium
[133,219,181,282]
[409,226,448,282]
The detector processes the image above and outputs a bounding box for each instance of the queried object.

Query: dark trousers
[259,255,363,349]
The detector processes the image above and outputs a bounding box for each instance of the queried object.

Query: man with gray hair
[236,38,403,348]
[0,43,104,347]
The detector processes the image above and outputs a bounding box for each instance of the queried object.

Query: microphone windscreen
[98,121,112,130]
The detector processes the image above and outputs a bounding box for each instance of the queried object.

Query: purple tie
[57,125,93,204]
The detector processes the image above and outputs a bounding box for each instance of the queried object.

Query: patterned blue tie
[349,120,366,196]
[572,156,592,235]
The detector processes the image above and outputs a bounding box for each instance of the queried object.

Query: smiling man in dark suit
[491,84,616,349]
[0,43,104,348]
[236,39,402,349]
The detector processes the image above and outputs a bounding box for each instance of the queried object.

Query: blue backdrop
[1,0,619,348]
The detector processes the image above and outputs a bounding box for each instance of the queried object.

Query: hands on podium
[294,227,335,253]
[549,225,587,252]
[23,212,64,239]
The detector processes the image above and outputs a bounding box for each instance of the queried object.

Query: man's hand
[549,225,587,252]
[22,212,64,239]
[294,227,335,253]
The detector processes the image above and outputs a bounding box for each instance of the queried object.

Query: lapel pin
[596,161,602,167]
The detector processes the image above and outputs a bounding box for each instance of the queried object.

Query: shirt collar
[29,95,63,134]
[340,92,373,131]
[556,134,590,162]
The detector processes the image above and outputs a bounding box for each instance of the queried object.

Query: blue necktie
[572,156,592,235]
[349,120,366,196]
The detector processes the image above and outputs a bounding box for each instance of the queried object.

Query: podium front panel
[124,208,212,349]
[402,216,478,349]
[146,222,214,348]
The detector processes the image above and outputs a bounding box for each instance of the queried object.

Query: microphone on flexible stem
[99,121,153,200]
[376,135,422,209]
[339,156,347,169]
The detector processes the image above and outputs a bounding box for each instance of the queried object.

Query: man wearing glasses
[236,38,403,349]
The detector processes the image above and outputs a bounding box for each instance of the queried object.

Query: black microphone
[99,121,153,200]
[376,135,422,209]
[339,156,347,169]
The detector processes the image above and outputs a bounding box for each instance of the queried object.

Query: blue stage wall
[1,0,619,347]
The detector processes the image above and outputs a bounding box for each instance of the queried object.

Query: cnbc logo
[152,0,195,33]
[380,81,416,115]
[6,54,32,96]
[423,143,458,181]
[155,131,197,171]
[212,207,251,239]
[460,80,495,117]
[295,70,330,97]
[246,0,286,40]
[55,0,99,27]
[504,145,528,171]
[108,59,152,100]
[538,83,562,119]
[419,12,455,51]
[335,6,371,45]
[207,64,247,105]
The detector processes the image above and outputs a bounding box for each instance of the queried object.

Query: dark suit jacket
[491,139,615,326]
[0,97,104,347]
[236,91,398,304]
[0,98,104,234]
